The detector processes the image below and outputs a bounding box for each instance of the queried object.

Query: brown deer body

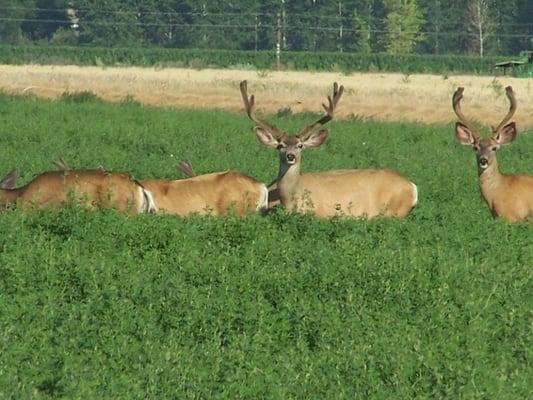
[140,170,268,216]
[50,160,268,217]
[240,81,417,218]
[0,169,155,213]
[453,86,533,222]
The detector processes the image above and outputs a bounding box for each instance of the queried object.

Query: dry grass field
[1,64,532,129]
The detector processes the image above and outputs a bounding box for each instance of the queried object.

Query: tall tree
[495,0,533,55]
[137,0,194,47]
[20,0,71,41]
[467,0,494,57]
[75,0,144,47]
[352,0,376,53]
[382,0,425,54]
[0,0,37,43]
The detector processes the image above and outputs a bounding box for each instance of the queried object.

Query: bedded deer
[51,160,268,217]
[139,170,268,216]
[0,168,156,214]
[240,81,417,218]
[453,86,533,222]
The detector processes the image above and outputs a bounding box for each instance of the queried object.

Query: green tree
[382,0,425,54]
[0,0,36,43]
[352,0,377,53]
[137,0,194,47]
[20,0,71,42]
[75,0,144,47]
[466,0,494,57]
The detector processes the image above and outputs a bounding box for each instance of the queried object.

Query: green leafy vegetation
[0,44,513,75]
[1,1,532,57]
[0,93,531,398]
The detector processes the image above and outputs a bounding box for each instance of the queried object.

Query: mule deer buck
[51,159,268,217]
[240,80,418,218]
[0,168,156,214]
[453,86,533,222]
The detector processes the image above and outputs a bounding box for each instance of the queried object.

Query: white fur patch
[256,184,269,212]
[141,188,157,213]
[411,182,418,207]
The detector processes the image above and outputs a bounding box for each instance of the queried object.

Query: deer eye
[473,145,480,151]
[276,143,284,150]
[297,144,303,149]
[491,146,497,151]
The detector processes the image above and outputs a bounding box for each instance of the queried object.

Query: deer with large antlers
[0,169,156,214]
[240,81,418,218]
[453,86,533,222]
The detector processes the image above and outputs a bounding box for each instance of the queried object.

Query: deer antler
[298,82,344,139]
[52,158,71,171]
[452,87,480,141]
[240,80,283,139]
[493,86,517,135]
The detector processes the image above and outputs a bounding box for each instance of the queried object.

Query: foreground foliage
[0,94,531,398]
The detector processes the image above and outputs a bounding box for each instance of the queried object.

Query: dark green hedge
[0,44,511,75]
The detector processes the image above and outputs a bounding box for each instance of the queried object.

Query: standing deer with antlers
[240,81,418,218]
[453,86,533,222]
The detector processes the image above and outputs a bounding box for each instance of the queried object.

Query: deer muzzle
[478,157,489,169]
[286,153,296,164]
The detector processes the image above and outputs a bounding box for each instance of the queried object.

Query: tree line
[0,0,532,56]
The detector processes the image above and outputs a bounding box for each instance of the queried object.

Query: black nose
[479,158,488,167]
[286,154,295,162]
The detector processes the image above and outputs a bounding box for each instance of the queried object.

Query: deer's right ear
[455,122,477,146]
[255,127,279,148]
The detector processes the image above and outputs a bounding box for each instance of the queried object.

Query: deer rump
[269,169,417,218]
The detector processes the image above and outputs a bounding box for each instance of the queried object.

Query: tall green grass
[0,93,531,398]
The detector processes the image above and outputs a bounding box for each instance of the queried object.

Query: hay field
[1,64,532,130]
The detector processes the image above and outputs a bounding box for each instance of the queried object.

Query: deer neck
[277,162,301,206]
[478,158,504,204]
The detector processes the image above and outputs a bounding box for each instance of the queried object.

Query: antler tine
[452,87,480,140]
[298,82,344,139]
[239,80,283,139]
[493,86,517,134]
[52,158,71,171]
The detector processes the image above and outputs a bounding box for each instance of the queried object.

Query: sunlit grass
[0,94,531,398]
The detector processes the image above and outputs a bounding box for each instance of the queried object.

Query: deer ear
[303,129,328,148]
[455,122,477,145]
[255,127,279,148]
[0,169,19,190]
[495,122,517,145]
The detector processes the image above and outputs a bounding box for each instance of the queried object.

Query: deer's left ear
[302,129,328,148]
[495,122,517,145]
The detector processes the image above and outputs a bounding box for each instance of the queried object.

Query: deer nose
[479,157,489,168]
[286,154,296,162]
